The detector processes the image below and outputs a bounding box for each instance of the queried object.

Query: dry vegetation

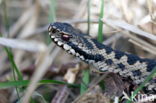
[0,0,156,103]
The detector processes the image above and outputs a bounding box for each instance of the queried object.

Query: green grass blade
[97,0,104,43]
[2,0,10,32]
[48,0,56,22]
[80,0,91,94]
[0,80,29,89]
[87,0,91,35]
[97,0,106,92]
[80,69,90,94]
[0,80,80,89]
[39,80,79,88]
[4,47,23,80]
[126,66,156,103]
[47,0,57,44]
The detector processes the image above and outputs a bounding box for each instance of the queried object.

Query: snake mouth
[49,33,85,61]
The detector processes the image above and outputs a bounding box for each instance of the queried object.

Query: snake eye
[61,33,72,41]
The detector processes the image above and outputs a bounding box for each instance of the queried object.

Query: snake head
[48,22,93,61]
[48,22,82,43]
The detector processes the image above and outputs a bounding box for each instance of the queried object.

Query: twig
[102,19,156,41]
[129,39,156,55]
[0,37,47,52]
[22,46,60,103]
[103,33,122,45]
[125,32,156,55]
[51,86,69,103]
[9,6,35,37]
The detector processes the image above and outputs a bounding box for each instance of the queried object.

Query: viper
[48,22,156,94]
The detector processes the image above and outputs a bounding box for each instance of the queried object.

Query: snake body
[48,22,156,93]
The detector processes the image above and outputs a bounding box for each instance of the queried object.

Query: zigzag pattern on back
[48,22,156,93]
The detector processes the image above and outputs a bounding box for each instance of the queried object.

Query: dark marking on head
[81,37,94,49]
[91,39,113,54]
[117,63,125,70]
[132,70,142,76]
[67,42,104,62]
[51,22,83,36]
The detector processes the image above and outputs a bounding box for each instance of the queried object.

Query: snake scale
[48,22,156,94]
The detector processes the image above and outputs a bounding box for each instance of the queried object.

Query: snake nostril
[51,29,58,34]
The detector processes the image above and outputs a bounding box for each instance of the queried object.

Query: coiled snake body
[48,22,156,93]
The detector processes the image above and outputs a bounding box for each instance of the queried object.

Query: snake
[48,22,156,94]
